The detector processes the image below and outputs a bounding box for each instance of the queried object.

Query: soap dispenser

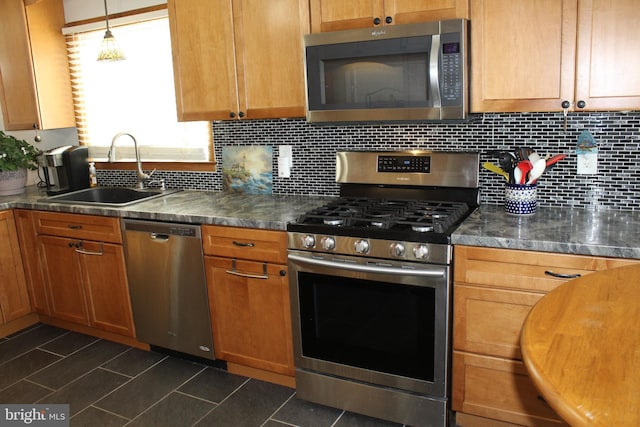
[88,162,97,187]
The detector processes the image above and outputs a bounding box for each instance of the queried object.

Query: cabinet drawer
[454,245,640,293]
[202,225,287,263]
[452,351,567,427]
[34,211,122,243]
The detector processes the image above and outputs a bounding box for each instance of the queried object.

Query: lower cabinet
[0,210,32,324]
[35,211,135,338]
[202,225,294,384]
[452,245,640,426]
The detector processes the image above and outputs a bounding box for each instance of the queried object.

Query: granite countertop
[1,186,332,231]
[3,187,640,258]
[453,205,640,259]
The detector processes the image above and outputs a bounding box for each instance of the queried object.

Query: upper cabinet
[168,0,310,121]
[309,0,469,32]
[471,0,640,112]
[0,0,75,131]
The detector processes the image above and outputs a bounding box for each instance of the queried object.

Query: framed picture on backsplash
[221,146,273,195]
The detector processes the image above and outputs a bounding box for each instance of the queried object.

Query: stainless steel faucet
[108,132,153,189]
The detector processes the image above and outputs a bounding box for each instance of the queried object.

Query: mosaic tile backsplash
[99,111,640,211]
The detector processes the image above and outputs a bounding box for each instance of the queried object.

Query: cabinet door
[234,0,309,119]
[310,0,468,32]
[14,210,49,315]
[168,0,238,121]
[452,351,567,426]
[38,235,89,325]
[454,284,544,360]
[470,0,578,112]
[79,241,135,337]
[0,0,74,130]
[0,0,39,130]
[384,0,469,24]
[575,0,640,110]
[310,0,384,32]
[0,210,31,323]
[206,257,294,375]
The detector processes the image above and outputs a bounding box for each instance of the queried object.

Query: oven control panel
[288,232,451,265]
[377,155,431,173]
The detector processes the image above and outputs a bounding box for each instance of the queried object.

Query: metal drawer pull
[232,240,255,247]
[544,270,582,279]
[75,241,103,256]
[226,259,268,279]
[67,224,83,229]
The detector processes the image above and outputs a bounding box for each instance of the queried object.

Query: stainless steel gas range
[287,151,480,427]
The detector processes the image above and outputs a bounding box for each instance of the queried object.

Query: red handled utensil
[545,154,566,170]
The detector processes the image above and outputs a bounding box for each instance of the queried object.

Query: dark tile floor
[0,324,405,427]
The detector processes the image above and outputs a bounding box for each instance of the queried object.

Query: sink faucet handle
[148,168,157,178]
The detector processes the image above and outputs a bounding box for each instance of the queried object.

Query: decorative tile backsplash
[99,111,640,211]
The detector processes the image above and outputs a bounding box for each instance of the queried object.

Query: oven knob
[354,239,370,254]
[390,242,405,257]
[320,236,336,250]
[301,234,316,248]
[413,244,430,260]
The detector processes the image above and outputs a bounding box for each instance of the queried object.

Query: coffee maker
[40,146,90,195]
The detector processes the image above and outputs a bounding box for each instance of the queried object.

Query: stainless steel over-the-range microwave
[304,19,468,123]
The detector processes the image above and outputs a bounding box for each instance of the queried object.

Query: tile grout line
[123,363,210,426]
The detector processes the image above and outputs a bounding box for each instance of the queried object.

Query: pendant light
[97,0,125,61]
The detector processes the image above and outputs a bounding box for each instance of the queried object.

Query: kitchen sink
[40,186,179,207]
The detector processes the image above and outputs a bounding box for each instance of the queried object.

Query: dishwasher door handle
[150,233,170,241]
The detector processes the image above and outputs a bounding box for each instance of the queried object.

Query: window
[66,16,212,163]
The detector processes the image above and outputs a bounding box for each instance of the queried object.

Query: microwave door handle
[429,34,442,109]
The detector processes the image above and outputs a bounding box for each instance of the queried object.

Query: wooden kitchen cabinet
[452,245,640,426]
[35,212,134,337]
[309,0,469,32]
[168,0,309,121]
[202,225,294,386]
[14,209,49,315]
[471,0,640,113]
[0,0,74,130]
[0,210,32,324]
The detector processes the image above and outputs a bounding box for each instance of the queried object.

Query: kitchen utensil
[526,158,546,184]
[487,151,517,183]
[546,154,567,170]
[516,160,533,184]
[483,162,510,181]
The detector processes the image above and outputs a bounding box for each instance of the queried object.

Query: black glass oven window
[298,272,436,381]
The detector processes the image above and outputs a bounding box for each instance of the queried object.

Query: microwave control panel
[440,32,463,106]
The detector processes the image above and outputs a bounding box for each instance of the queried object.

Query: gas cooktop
[288,197,472,244]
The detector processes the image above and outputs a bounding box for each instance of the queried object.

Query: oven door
[288,249,450,397]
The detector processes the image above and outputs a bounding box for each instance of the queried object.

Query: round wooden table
[521,264,640,427]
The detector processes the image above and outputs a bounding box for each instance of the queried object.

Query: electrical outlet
[577,152,598,174]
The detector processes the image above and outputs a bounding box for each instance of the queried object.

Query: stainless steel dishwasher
[122,219,215,360]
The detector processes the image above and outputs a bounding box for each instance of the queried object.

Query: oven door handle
[288,254,446,278]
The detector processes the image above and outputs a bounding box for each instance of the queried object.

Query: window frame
[63,4,216,170]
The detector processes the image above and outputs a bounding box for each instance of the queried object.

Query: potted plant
[0,131,40,196]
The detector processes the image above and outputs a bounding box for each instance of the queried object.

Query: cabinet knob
[576,100,586,109]
[238,111,245,118]
[279,270,286,277]
[373,17,381,25]
[229,112,236,118]
[385,16,393,24]
[561,100,571,109]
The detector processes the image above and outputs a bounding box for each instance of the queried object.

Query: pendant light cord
[104,0,111,31]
